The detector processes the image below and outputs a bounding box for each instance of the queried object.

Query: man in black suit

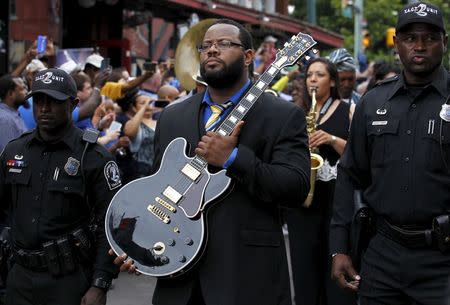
[115,19,310,305]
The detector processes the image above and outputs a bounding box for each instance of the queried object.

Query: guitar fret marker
[229,116,237,123]
[218,129,227,136]
[256,81,265,90]
[274,56,288,67]
[237,105,246,113]
[163,186,182,204]
[181,163,201,181]
[246,94,255,102]
[268,66,277,75]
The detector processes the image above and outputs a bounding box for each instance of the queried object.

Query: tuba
[304,87,324,207]
[175,19,217,91]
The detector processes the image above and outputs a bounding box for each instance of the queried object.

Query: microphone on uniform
[440,95,450,122]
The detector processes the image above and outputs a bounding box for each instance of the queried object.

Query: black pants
[186,278,206,305]
[359,232,450,305]
[5,263,92,305]
[285,180,357,305]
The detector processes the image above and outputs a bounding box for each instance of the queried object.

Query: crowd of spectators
[0,34,401,189]
[0,34,401,185]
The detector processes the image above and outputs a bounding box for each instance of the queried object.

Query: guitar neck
[214,65,282,137]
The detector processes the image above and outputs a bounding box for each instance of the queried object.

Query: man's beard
[200,56,244,89]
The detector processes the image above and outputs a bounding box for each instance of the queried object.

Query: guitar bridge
[148,204,171,224]
[156,197,176,212]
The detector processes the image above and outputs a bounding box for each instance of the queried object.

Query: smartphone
[37,35,47,56]
[109,121,122,133]
[143,61,157,73]
[100,58,110,71]
[153,100,170,108]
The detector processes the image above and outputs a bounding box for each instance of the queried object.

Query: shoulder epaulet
[93,143,112,158]
[19,129,33,138]
[9,129,33,143]
[376,75,399,87]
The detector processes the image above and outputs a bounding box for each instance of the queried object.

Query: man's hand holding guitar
[195,121,244,167]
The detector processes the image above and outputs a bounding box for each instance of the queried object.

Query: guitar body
[105,138,231,277]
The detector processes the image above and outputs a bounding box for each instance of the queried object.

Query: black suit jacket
[152,92,310,305]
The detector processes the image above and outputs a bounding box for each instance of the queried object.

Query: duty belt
[376,218,435,249]
[12,228,93,275]
[13,248,48,271]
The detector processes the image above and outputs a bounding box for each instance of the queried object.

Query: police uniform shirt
[0,124,122,280]
[330,66,450,254]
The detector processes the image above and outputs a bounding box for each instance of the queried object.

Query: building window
[9,0,17,20]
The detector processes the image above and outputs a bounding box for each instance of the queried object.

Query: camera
[100,58,111,71]
[153,100,170,108]
[143,61,157,73]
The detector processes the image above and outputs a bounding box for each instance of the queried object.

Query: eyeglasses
[197,40,244,53]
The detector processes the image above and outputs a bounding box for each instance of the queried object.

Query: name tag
[372,121,388,126]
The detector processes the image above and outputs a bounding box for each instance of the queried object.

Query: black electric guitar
[105,33,317,278]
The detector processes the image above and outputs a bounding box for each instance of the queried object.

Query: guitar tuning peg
[291,35,296,40]
[312,48,318,54]
[305,56,311,61]
[284,42,289,47]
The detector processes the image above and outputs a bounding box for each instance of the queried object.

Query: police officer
[330,2,449,305]
[0,68,121,305]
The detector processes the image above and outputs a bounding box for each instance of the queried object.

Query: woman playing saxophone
[285,57,356,305]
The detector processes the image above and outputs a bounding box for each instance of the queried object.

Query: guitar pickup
[181,164,201,181]
[163,186,182,204]
[148,204,171,224]
[156,197,176,212]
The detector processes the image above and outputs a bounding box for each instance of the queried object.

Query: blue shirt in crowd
[0,102,27,152]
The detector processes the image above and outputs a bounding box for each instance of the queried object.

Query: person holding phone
[100,63,156,101]
[121,91,161,178]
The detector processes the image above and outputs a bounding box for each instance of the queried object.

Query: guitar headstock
[272,33,317,69]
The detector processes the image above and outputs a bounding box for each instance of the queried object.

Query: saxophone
[304,87,324,207]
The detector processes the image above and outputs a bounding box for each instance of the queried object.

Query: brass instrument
[175,19,217,91]
[304,87,324,207]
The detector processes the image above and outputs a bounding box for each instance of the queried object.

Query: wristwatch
[92,278,112,292]
[330,135,337,144]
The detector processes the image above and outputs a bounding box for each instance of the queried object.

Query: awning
[166,0,343,48]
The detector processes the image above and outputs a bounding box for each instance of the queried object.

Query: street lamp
[352,0,363,70]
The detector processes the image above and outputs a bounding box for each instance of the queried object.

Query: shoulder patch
[104,161,122,190]
[376,75,399,86]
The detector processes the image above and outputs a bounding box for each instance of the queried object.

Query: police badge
[440,103,450,122]
[104,161,122,190]
[64,157,80,176]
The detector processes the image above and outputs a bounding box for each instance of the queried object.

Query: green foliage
[290,0,449,68]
